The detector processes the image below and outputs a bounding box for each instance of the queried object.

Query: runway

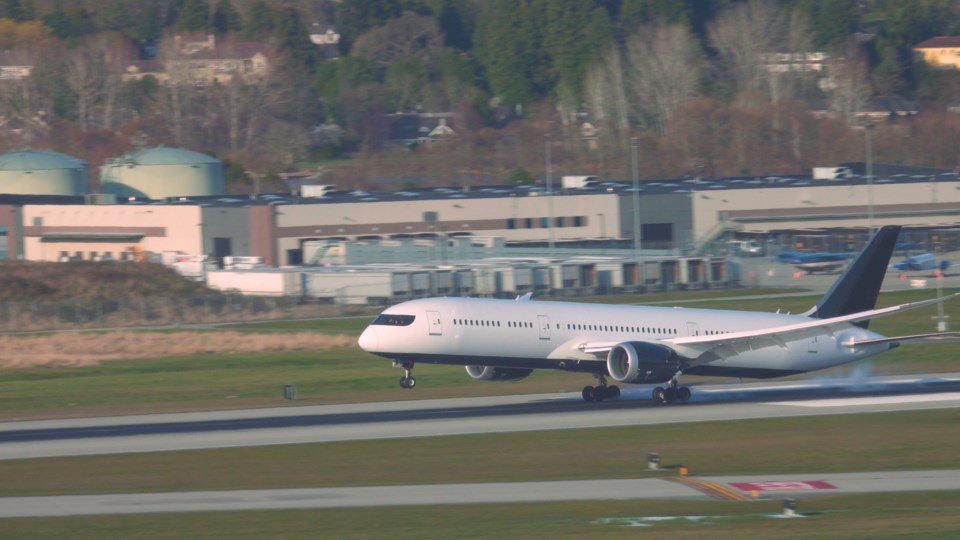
[2,373,960,518]
[2,470,959,517]
[2,372,960,461]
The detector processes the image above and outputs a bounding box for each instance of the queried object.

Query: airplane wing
[578,293,960,366]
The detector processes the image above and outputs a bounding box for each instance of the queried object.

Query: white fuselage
[358,296,890,380]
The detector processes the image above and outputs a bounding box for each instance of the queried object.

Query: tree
[1,0,24,21]
[474,0,545,106]
[211,0,241,34]
[336,0,403,54]
[241,0,274,39]
[274,7,317,69]
[625,22,703,134]
[351,12,444,69]
[384,57,428,110]
[175,0,210,32]
[827,39,871,126]
[708,0,814,104]
[436,49,477,110]
[584,41,630,132]
[796,0,859,49]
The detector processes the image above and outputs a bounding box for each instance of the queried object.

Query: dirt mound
[0,261,216,302]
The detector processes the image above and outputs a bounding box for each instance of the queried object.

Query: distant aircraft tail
[805,225,901,328]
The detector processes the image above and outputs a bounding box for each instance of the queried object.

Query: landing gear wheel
[652,386,667,404]
[665,386,677,403]
[399,376,416,389]
[609,385,621,398]
[677,386,691,402]
[582,385,596,402]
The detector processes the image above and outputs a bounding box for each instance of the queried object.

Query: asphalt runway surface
[2,469,959,517]
[2,372,960,461]
[3,373,960,517]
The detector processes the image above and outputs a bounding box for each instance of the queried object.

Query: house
[913,36,960,69]
[856,95,919,122]
[123,34,272,85]
[386,112,458,148]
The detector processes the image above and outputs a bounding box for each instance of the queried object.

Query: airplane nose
[358,327,378,352]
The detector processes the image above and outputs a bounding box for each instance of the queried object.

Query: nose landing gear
[394,361,416,389]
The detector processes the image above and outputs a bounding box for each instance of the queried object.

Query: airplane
[358,226,959,404]
[778,251,852,273]
[892,252,949,272]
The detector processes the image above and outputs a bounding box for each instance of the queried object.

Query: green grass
[2,287,959,536]
[1,288,958,418]
[2,492,960,539]
[3,409,959,497]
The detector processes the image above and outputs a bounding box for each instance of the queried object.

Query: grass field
[4,492,960,539]
[0,288,957,420]
[2,287,959,537]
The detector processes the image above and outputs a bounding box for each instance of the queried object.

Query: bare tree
[65,46,107,130]
[584,42,630,133]
[827,40,872,126]
[625,22,703,135]
[708,0,814,104]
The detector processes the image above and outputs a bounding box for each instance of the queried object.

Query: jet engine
[465,365,534,381]
[606,342,681,384]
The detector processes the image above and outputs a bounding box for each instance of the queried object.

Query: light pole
[545,132,554,254]
[597,213,606,255]
[864,122,875,233]
[631,137,641,257]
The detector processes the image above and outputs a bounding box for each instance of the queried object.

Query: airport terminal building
[1,151,959,269]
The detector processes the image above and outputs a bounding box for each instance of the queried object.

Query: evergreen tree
[336,0,402,53]
[137,6,161,43]
[103,1,132,34]
[475,0,542,106]
[42,4,96,39]
[796,0,859,48]
[212,0,241,34]
[1,0,24,21]
[175,0,210,32]
[428,0,474,50]
[274,8,317,68]
[242,0,274,39]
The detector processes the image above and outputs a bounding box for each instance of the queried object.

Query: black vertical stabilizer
[807,225,900,328]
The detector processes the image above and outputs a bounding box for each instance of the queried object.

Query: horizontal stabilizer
[844,332,960,347]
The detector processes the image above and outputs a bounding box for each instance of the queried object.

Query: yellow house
[913,36,960,69]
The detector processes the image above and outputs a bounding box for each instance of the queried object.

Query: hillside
[0,261,217,302]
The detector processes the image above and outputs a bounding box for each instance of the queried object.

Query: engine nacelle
[606,342,681,384]
[465,365,534,382]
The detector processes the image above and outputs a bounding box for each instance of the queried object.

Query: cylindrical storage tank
[0,149,89,195]
[100,147,224,199]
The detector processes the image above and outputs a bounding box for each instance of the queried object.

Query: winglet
[807,225,900,329]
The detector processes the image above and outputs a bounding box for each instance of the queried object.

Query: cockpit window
[372,314,416,326]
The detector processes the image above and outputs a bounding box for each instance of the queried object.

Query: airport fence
[0,295,380,333]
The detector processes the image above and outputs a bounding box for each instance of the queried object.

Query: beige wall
[274,193,623,263]
[22,205,204,261]
[691,181,960,240]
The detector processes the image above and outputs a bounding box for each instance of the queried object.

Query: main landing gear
[582,372,620,402]
[652,376,691,404]
[395,361,416,389]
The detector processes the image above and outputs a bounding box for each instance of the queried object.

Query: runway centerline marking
[765,392,960,408]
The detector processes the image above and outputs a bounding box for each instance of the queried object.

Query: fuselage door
[686,322,700,336]
[537,315,551,340]
[808,336,818,354]
[427,310,442,336]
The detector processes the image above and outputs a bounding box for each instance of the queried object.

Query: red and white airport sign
[730,481,837,492]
